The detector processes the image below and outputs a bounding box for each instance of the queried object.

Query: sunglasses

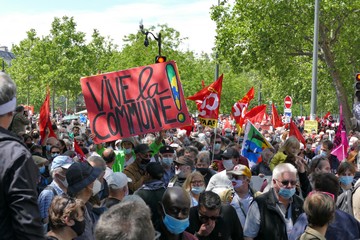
[51,151,60,154]
[308,190,335,201]
[198,212,221,223]
[276,179,297,186]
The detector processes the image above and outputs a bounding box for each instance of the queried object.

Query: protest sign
[81,61,191,143]
[304,120,318,133]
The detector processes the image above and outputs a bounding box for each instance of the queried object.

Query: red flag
[244,105,267,124]
[187,74,223,128]
[232,87,255,128]
[271,103,284,128]
[39,90,57,143]
[74,139,86,162]
[289,119,306,145]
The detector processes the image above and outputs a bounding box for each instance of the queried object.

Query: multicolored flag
[39,89,57,143]
[241,121,273,165]
[232,87,255,130]
[331,105,348,161]
[187,74,223,128]
[271,103,284,128]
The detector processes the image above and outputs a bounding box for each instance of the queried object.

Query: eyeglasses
[191,180,204,185]
[308,190,335,201]
[276,179,297,186]
[51,151,60,154]
[198,212,221,223]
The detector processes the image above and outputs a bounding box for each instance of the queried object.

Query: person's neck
[125,153,132,160]
[47,227,76,240]
[311,224,328,236]
[110,192,124,201]
[106,163,113,169]
[191,192,200,201]
[54,180,67,193]
[236,188,250,198]
[160,223,181,240]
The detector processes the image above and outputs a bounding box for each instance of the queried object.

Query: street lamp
[139,20,164,61]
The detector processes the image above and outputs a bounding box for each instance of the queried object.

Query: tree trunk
[319,23,353,132]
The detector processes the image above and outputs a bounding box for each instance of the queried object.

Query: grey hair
[272,163,297,180]
[95,198,155,240]
[197,150,211,165]
[0,72,17,115]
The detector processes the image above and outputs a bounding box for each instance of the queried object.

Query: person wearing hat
[102,172,131,208]
[66,161,102,240]
[168,156,195,188]
[228,164,260,228]
[206,147,242,195]
[0,73,44,239]
[33,155,50,193]
[135,162,166,229]
[38,155,74,231]
[9,105,30,136]
[112,137,136,172]
[124,143,153,193]
[159,145,176,186]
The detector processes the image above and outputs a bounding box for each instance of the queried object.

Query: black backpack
[336,183,360,216]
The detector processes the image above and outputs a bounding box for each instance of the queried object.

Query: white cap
[106,172,132,189]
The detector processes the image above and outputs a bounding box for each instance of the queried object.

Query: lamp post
[139,20,162,57]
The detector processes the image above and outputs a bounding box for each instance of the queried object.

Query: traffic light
[155,56,166,63]
[355,73,360,102]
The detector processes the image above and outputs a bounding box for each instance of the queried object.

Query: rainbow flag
[241,121,273,165]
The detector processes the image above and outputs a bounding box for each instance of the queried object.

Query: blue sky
[0,0,217,54]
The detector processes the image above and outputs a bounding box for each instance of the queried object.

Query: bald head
[161,187,191,221]
[102,148,115,164]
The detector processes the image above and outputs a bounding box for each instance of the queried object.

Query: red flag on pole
[289,119,306,145]
[39,90,57,143]
[187,74,223,128]
[271,103,284,128]
[244,105,267,124]
[74,139,86,162]
[232,87,255,129]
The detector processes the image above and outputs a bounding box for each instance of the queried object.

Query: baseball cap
[221,147,240,159]
[159,145,175,154]
[66,162,102,196]
[121,137,136,148]
[32,155,48,165]
[227,164,252,178]
[107,172,132,189]
[134,144,153,154]
[50,155,74,172]
[174,156,194,168]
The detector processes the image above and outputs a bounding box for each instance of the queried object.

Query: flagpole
[212,127,217,162]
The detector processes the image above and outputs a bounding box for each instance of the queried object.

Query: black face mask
[26,143,33,149]
[71,219,86,236]
[32,133,39,139]
[196,168,210,176]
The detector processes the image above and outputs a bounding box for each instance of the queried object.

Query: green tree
[211,0,360,130]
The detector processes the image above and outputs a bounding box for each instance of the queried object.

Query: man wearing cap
[32,155,50,194]
[0,72,44,239]
[206,147,242,195]
[38,155,74,230]
[102,172,131,208]
[168,155,195,188]
[9,105,30,136]
[135,162,166,229]
[124,143,153,193]
[228,164,260,228]
[159,145,176,186]
[187,191,243,240]
[66,161,103,240]
[112,137,137,172]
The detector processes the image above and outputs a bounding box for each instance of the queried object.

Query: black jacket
[0,127,45,239]
[254,188,304,240]
[187,204,244,240]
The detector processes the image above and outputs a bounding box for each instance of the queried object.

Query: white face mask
[223,159,234,170]
[92,179,102,196]
[58,174,68,188]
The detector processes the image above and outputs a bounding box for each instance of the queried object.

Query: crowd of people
[2,71,360,240]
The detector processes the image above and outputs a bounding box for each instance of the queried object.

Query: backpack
[336,183,360,216]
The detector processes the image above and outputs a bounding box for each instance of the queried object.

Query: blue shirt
[289,210,360,240]
[38,181,64,221]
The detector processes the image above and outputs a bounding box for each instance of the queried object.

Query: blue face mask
[162,206,189,234]
[162,157,173,166]
[340,176,354,186]
[39,166,46,174]
[278,187,296,199]
[51,153,59,159]
[214,143,221,151]
[46,145,51,152]
[124,148,132,154]
[191,186,205,195]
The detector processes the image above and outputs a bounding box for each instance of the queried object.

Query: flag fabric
[187,74,223,128]
[241,121,273,165]
[74,139,86,162]
[289,119,306,145]
[39,90,57,143]
[331,105,348,161]
[271,103,284,128]
[244,105,267,124]
[232,87,255,129]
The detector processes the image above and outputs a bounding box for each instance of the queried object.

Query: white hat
[106,172,132,189]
